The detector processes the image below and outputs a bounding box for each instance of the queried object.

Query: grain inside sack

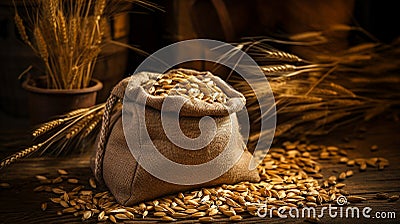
[92,68,260,205]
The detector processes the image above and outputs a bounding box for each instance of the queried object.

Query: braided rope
[93,77,130,183]
[94,95,119,183]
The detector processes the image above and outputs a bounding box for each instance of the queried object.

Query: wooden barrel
[0,2,130,117]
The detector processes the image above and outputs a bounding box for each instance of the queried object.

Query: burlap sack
[92,69,260,205]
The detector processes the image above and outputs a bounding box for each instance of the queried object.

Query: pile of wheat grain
[29,141,395,223]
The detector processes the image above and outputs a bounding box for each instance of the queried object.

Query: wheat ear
[261,64,296,73]
[81,111,104,138]
[0,143,44,170]
[33,27,48,62]
[64,107,91,117]
[14,12,32,46]
[32,119,65,137]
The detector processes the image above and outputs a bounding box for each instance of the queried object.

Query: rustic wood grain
[0,116,399,223]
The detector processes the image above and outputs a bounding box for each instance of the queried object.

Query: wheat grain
[52,188,65,194]
[109,214,117,223]
[82,210,92,220]
[162,216,176,221]
[41,202,47,211]
[57,169,68,175]
[388,195,399,202]
[198,216,214,222]
[144,70,228,104]
[67,179,79,184]
[50,198,61,203]
[370,145,378,151]
[35,140,390,222]
[89,178,97,189]
[360,162,367,171]
[114,213,129,220]
[338,172,347,180]
[229,215,243,221]
[60,200,69,208]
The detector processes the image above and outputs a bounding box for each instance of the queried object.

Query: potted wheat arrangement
[16,0,156,124]
[16,0,109,124]
[0,0,158,166]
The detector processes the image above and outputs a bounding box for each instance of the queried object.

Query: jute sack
[92,68,260,205]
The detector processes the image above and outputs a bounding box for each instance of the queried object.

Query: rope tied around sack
[94,78,129,183]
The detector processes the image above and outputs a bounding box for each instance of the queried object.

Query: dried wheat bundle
[238,36,400,144]
[0,104,105,170]
[228,26,400,145]
[14,0,159,89]
[14,0,108,89]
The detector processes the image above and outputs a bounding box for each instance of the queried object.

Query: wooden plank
[0,117,399,223]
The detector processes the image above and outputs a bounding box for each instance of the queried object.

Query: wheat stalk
[33,27,48,62]
[46,0,58,30]
[0,102,107,169]
[59,12,68,44]
[15,0,160,89]
[0,143,43,170]
[64,107,91,117]
[81,111,103,138]
[68,18,78,46]
[31,105,94,138]
[14,12,32,47]
[95,0,106,18]
[14,0,106,89]
[65,114,95,139]
[227,33,400,141]
[32,119,65,137]
[263,49,303,62]
[261,64,296,73]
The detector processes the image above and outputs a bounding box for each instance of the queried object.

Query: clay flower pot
[22,77,103,124]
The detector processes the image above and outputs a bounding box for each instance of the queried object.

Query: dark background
[0,0,399,122]
[128,0,400,75]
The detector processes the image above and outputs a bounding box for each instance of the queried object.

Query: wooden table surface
[0,114,399,223]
